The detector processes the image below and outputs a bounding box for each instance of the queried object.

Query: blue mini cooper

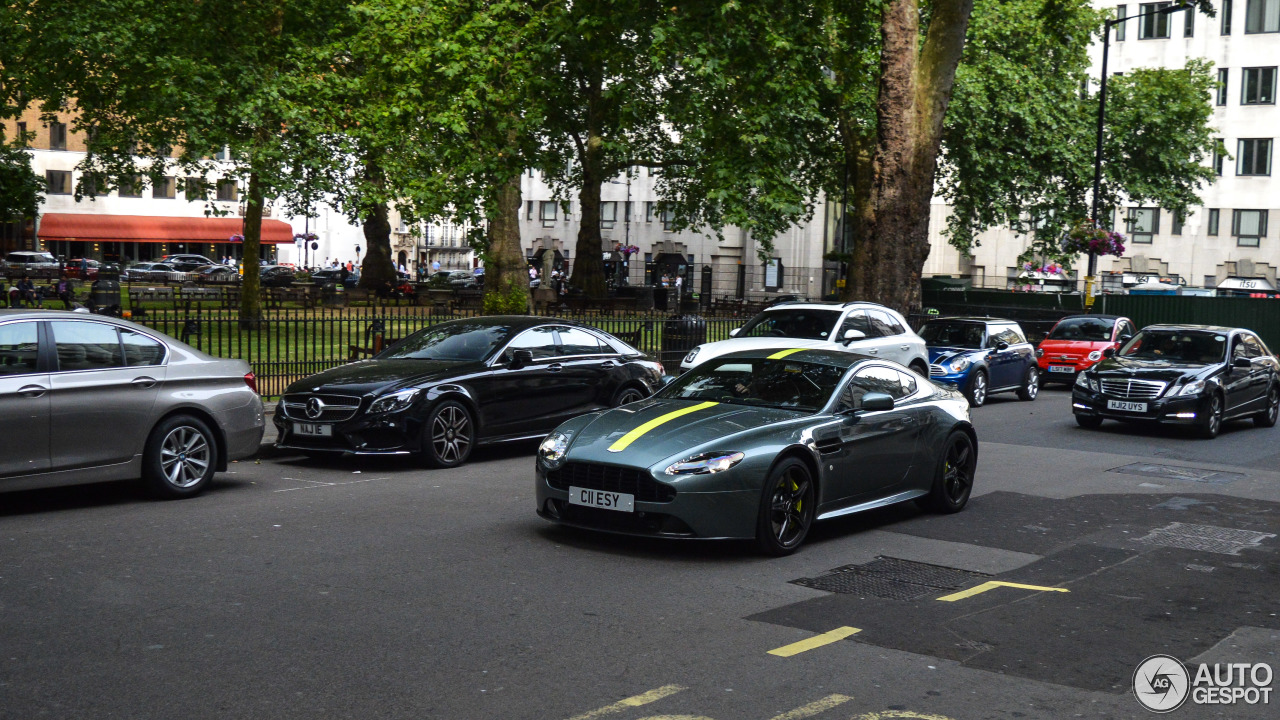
[919,317,1040,407]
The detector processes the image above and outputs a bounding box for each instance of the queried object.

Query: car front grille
[546,462,676,503]
[928,364,946,377]
[280,393,363,422]
[1099,378,1168,400]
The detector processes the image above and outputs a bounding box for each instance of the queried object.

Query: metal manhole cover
[791,556,990,599]
[1108,462,1246,484]
[1136,522,1276,556]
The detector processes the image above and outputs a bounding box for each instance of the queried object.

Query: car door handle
[600,360,617,368]
[132,377,157,389]
[547,363,563,372]
[866,348,878,354]
[18,384,47,398]
[900,345,909,351]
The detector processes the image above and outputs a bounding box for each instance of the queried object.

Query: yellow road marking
[935,580,1070,602]
[768,693,855,719]
[607,401,719,452]
[768,348,807,359]
[767,626,861,657]
[565,684,687,720]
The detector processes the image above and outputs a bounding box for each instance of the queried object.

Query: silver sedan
[0,310,264,498]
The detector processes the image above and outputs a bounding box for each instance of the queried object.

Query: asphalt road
[2,388,1278,720]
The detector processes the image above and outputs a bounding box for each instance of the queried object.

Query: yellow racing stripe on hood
[607,401,720,452]
[767,348,806,360]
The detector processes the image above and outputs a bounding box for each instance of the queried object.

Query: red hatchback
[1037,315,1136,384]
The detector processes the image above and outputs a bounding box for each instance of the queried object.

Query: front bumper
[1038,357,1098,378]
[535,464,759,540]
[1071,387,1206,424]
[273,409,424,454]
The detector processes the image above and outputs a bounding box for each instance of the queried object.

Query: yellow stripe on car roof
[767,348,807,360]
[607,401,720,452]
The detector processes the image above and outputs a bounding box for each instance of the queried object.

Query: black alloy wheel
[1017,366,1039,401]
[755,458,816,556]
[965,370,988,407]
[925,432,976,513]
[423,401,474,468]
[1199,393,1223,439]
[1254,385,1280,428]
[613,385,647,407]
[142,414,218,499]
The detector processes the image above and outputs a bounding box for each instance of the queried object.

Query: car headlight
[683,347,700,365]
[538,432,571,469]
[1087,350,1102,362]
[664,451,745,476]
[367,388,420,414]
[1178,380,1206,397]
[949,357,971,372]
[1075,372,1099,392]
[1035,348,1044,358]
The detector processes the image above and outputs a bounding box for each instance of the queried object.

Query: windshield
[919,321,985,349]
[737,309,842,341]
[1118,330,1226,364]
[1047,317,1114,342]
[658,357,846,412]
[379,321,512,362]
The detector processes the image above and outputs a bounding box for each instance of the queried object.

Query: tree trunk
[484,172,530,311]
[238,171,264,325]
[569,80,607,299]
[358,157,396,292]
[847,0,974,315]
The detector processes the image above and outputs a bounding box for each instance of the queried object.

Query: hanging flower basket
[293,232,318,243]
[1022,261,1065,276]
[1062,221,1125,257]
[229,234,245,243]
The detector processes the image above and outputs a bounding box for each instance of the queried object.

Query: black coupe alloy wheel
[424,401,473,468]
[614,386,646,406]
[755,458,815,556]
[926,432,975,513]
[1255,386,1280,428]
[1199,394,1223,439]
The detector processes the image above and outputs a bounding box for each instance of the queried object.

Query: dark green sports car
[535,347,979,555]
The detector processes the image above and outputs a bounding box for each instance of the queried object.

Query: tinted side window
[52,321,123,371]
[866,310,900,337]
[0,322,39,376]
[121,330,166,366]
[852,365,908,399]
[840,310,873,339]
[990,325,1025,346]
[1239,334,1264,359]
[895,369,918,396]
[556,327,607,356]
[502,327,558,361]
[1116,321,1135,339]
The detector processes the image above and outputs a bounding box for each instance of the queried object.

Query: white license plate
[568,486,634,513]
[294,422,333,437]
[1107,400,1147,413]
[1049,365,1076,373]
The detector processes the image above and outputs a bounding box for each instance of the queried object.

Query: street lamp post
[1088,3,1189,304]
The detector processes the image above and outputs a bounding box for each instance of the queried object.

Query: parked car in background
[125,262,187,283]
[158,254,216,273]
[679,301,930,377]
[259,265,296,288]
[60,258,114,280]
[536,347,977,555]
[309,268,360,289]
[274,316,664,467]
[0,311,264,497]
[448,270,479,288]
[193,264,240,283]
[1072,324,1279,438]
[3,251,60,279]
[1037,314,1136,385]
[919,317,1039,406]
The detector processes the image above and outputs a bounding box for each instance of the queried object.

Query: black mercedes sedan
[274,316,665,466]
[1072,324,1280,438]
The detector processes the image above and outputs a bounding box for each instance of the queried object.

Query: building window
[1127,207,1159,243]
[118,175,143,198]
[1116,6,1128,40]
[1223,0,1234,33]
[1242,67,1277,104]
[1237,138,1273,175]
[661,209,676,232]
[1139,2,1173,38]
[153,176,176,199]
[645,201,657,222]
[1232,209,1268,245]
[216,179,238,201]
[1172,212,1184,235]
[1208,208,1221,235]
[622,201,632,222]
[525,200,533,220]
[48,122,67,151]
[1244,0,1280,32]
[539,201,557,227]
[184,177,206,200]
[1213,139,1226,175]
[600,201,617,229]
[1185,4,1195,35]
[1204,275,1217,288]
[15,121,26,145]
[214,146,230,161]
[45,170,71,194]
[1217,69,1230,105]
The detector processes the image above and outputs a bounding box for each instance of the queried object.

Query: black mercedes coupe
[274,316,665,466]
[1072,324,1280,438]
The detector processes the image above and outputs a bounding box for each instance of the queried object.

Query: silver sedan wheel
[160,425,212,489]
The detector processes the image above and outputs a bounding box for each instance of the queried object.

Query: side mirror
[859,392,895,412]
[1233,357,1253,369]
[509,349,534,369]
[1102,348,1115,358]
[729,327,741,337]
[660,374,676,386]
[843,328,866,344]
[995,341,1010,351]
[1118,334,1133,344]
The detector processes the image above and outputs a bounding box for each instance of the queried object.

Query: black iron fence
[134,305,753,397]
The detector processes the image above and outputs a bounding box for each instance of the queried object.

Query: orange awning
[37,213,295,244]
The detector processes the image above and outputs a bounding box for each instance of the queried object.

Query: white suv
[680,301,930,375]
